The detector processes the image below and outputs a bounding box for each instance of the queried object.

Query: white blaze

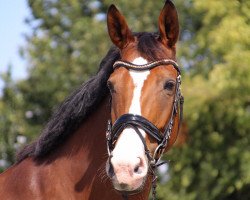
[128,57,150,116]
[112,57,150,167]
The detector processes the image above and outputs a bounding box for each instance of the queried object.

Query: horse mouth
[112,176,147,195]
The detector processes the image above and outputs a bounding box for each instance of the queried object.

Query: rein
[106,59,184,200]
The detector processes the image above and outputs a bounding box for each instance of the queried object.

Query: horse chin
[117,188,144,196]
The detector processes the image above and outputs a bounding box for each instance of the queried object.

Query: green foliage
[0,0,250,199]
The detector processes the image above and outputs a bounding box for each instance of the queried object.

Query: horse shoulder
[0,158,46,200]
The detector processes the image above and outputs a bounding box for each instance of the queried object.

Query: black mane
[16,32,163,162]
[17,46,120,162]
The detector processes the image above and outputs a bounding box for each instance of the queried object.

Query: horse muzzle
[106,128,149,193]
[106,156,148,194]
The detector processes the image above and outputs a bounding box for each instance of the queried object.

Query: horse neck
[29,97,110,195]
[48,96,110,171]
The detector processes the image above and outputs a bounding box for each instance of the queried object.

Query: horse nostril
[134,165,140,173]
[134,157,143,174]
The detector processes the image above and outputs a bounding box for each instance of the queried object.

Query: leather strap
[111,114,163,144]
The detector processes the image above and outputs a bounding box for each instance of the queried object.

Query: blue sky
[0,0,30,92]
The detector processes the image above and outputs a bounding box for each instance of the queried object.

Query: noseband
[106,59,184,199]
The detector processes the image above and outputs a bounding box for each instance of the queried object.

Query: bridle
[106,59,184,160]
[106,59,184,200]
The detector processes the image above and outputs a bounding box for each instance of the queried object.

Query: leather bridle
[106,59,184,199]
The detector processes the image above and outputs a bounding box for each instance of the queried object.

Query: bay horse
[0,1,183,199]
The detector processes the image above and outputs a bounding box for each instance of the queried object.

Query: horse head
[105,0,183,195]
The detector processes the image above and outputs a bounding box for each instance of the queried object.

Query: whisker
[97,161,110,184]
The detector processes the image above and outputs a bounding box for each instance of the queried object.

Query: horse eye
[107,81,115,93]
[164,81,175,91]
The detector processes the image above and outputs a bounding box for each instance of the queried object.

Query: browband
[113,59,181,74]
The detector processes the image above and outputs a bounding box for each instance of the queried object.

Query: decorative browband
[113,59,181,73]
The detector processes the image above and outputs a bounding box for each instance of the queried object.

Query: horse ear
[158,0,179,47]
[107,5,134,49]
